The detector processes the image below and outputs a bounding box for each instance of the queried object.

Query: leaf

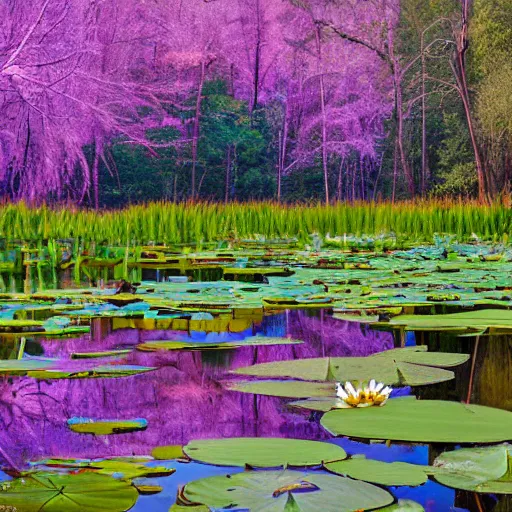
[67,417,148,435]
[181,438,347,467]
[225,380,334,398]
[231,347,468,386]
[0,358,55,376]
[71,350,132,359]
[325,456,429,487]
[27,364,156,380]
[389,309,512,333]
[169,504,210,512]
[321,397,512,444]
[0,472,139,512]
[137,337,302,352]
[182,470,394,512]
[289,397,344,412]
[433,444,512,493]
[378,500,425,511]
[30,459,173,480]
[152,445,185,460]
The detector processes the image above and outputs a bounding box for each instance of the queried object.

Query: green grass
[0,200,509,244]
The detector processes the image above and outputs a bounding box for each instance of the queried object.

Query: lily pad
[0,472,139,512]
[182,470,394,512]
[289,397,345,412]
[325,456,430,486]
[27,364,156,380]
[388,309,512,333]
[232,347,469,386]
[321,397,512,443]
[433,444,512,493]
[71,350,132,359]
[379,500,425,511]
[170,505,210,512]
[225,380,334,398]
[67,417,148,435]
[137,337,302,352]
[152,445,185,460]
[181,438,347,467]
[0,358,56,376]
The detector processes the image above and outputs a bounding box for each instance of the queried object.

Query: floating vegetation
[0,231,512,511]
[67,417,148,435]
[180,438,347,468]
[324,456,433,487]
[136,336,303,352]
[231,346,469,387]
[0,472,139,512]
[433,444,512,493]
[180,470,394,512]
[321,397,512,443]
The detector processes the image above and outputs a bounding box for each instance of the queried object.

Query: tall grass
[0,200,509,244]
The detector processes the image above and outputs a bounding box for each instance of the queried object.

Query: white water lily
[335,380,392,408]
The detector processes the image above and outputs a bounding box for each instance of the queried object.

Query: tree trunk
[92,145,100,210]
[316,27,329,205]
[252,0,262,111]
[225,145,231,203]
[392,138,399,203]
[394,69,414,196]
[278,106,289,202]
[191,60,206,201]
[421,46,428,195]
[454,0,486,202]
[337,157,345,201]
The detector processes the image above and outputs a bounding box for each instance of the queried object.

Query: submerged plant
[335,380,392,408]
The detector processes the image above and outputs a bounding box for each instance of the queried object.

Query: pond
[0,241,511,511]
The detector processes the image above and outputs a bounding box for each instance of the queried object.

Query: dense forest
[0,0,511,207]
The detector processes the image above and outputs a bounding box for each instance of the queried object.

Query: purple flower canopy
[0,0,394,202]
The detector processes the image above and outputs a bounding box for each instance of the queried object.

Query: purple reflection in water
[0,311,393,468]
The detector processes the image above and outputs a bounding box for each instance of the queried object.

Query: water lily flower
[335,380,392,408]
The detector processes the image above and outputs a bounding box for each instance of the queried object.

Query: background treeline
[1,0,510,207]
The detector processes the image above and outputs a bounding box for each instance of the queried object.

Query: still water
[0,309,511,511]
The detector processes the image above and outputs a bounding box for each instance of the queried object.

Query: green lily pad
[0,472,139,512]
[0,359,56,376]
[71,350,132,359]
[225,380,334,398]
[170,504,210,511]
[137,337,302,352]
[30,459,173,480]
[433,444,512,493]
[151,445,185,460]
[181,438,347,467]
[90,460,175,479]
[289,397,345,412]
[27,364,156,380]
[389,309,512,333]
[325,456,430,486]
[232,347,469,386]
[67,417,148,435]
[182,470,394,512]
[379,500,425,511]
[321,397,512,443]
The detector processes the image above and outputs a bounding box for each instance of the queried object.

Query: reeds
[0,200,509,244]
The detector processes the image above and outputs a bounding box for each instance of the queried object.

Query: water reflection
[0,311,392,467]
[1,310,511,511]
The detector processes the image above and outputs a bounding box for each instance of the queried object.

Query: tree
[0,0,170,206]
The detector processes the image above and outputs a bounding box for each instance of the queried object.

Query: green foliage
[2,200,512,243]
[471,0,512,79]
[432,114,477,197]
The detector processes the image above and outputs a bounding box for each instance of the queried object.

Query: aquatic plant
[0,200,511,245]
[335,380,392,408]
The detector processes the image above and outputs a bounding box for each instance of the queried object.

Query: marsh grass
[0,200,509,245]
